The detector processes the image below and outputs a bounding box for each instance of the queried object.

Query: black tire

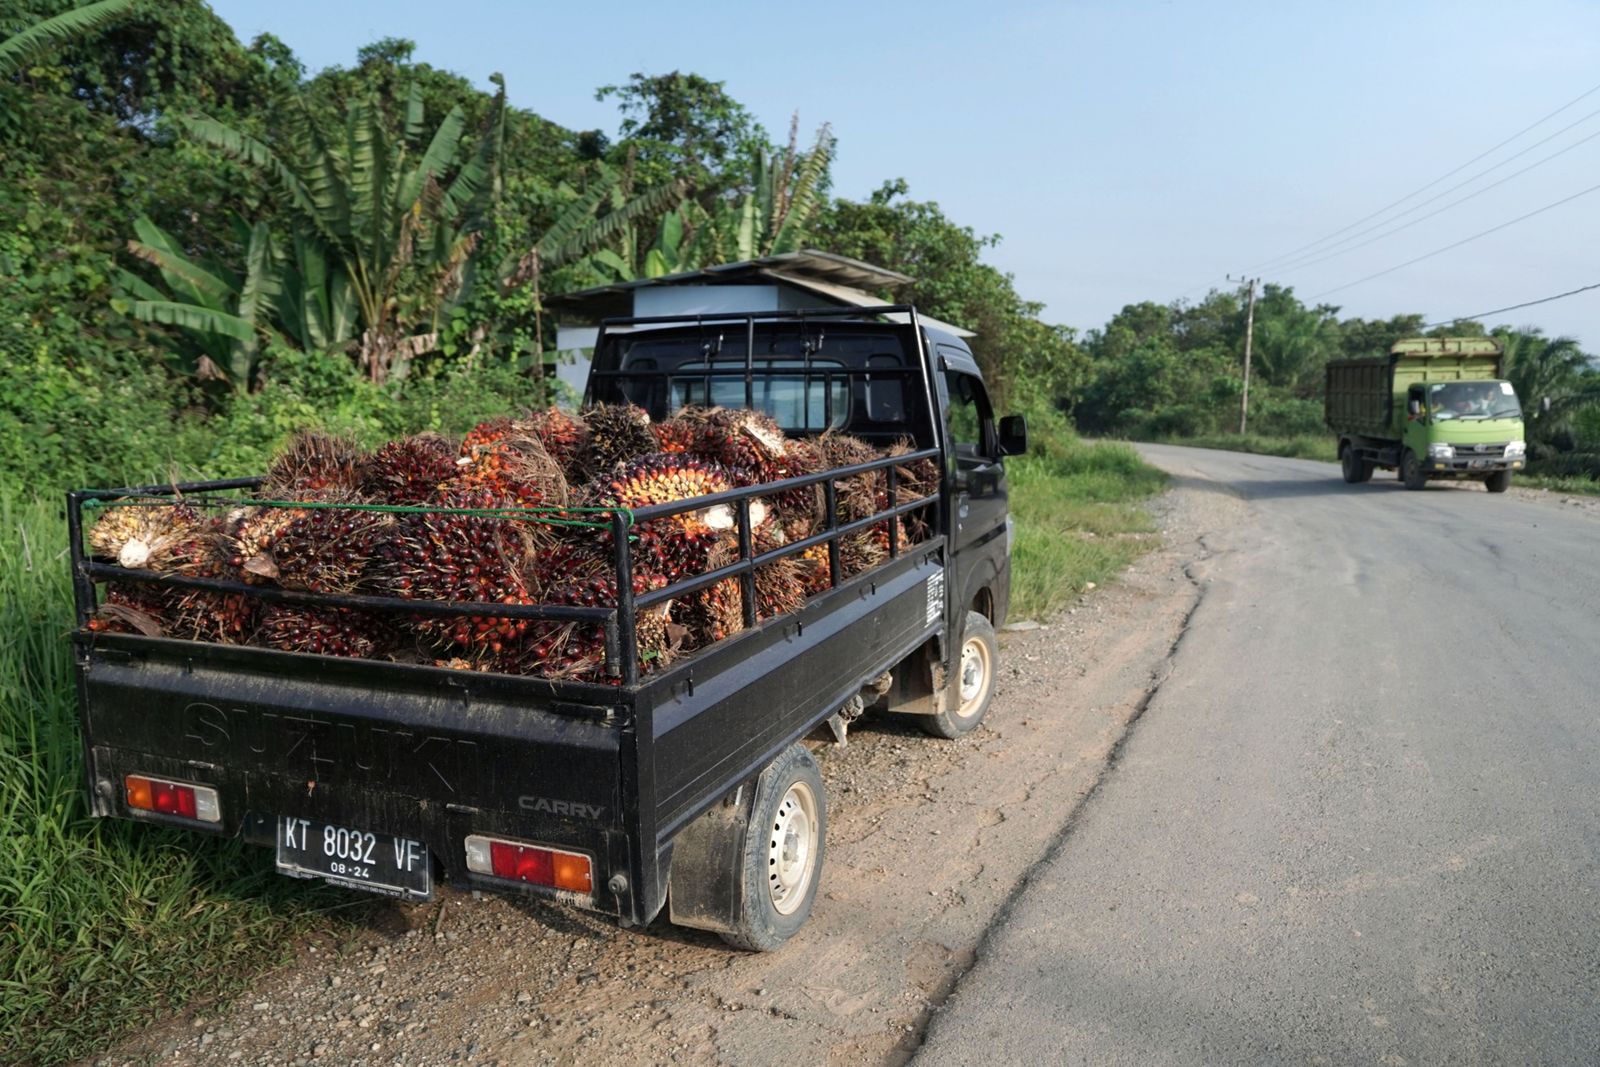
[1401,449,1428,490]
[1485,469,1512,493]
[1341,447,1374,484]
[920,611,998,739]
[719,744,826,952]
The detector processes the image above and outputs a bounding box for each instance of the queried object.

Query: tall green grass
[0,493,342,1066]
[1155,432,1337,462]
[1007,434,1166,621]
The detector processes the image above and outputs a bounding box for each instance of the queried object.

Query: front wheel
[920,611,998,739]
[1485,469,1512,493]
[1401,449,1428,490]
[719,744,826,952]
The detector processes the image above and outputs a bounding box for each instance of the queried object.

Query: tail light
[124,774,221,824]
[464,834,592,893]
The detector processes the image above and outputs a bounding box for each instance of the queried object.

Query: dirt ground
[91,481,1244,1067]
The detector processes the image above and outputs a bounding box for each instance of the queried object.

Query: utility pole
[1228,275,1260,434]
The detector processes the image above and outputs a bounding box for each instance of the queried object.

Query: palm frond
[539,178,686,270]
[174,114,343,247]
[0,0,135,77]
[130,300,257,343]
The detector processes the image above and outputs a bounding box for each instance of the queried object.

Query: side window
[943,371,993,458]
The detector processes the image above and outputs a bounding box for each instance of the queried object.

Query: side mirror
[998,414,1028,456]
[1407,398,1422,417]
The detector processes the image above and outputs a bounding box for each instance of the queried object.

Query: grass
[1156,432,1337,462]
[1007,433,1167,621]
[0,492,353,1067]
[0,427,1167,1064]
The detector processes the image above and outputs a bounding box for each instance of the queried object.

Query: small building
[546,250,973,399]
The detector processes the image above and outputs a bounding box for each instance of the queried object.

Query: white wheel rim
[767,781,819,916]
[958,635,990,716]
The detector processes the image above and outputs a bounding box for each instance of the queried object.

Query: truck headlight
[1427,443,1455,459]
[1504,440,1526,459]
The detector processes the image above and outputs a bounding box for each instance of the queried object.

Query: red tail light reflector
[464,835,593,893]
[124,774,220,823]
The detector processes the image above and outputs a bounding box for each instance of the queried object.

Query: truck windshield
[1427,380,1522,421]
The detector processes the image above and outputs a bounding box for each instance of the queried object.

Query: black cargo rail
[68,447,940,686]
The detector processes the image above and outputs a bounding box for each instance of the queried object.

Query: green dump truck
[1325,338,1527,492]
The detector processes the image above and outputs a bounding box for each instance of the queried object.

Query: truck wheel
[720,743,825,952]
[1341,448,1373,484]
[1401,450,1428,490]
[1485,469,1512,493]
[920,611,998,739]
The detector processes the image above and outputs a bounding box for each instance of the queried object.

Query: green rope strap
[80,494,632,531]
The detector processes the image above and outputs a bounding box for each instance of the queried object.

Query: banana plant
[172,75,507,382]
[0,0,134,77]
[116,216,282,390]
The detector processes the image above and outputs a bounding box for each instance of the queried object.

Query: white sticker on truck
[926,571,944,627]
[1501,382,1514,394]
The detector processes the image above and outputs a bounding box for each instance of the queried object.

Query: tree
[596,70,767,189]
[1498,329,1600,453]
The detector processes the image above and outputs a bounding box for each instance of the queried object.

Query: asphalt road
[916,446,1600,1066]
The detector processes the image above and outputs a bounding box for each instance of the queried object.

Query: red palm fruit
[752,529,805,621]
[651,417,702,455]
[773,437,825,538]
[357,433,460,504]
[697,408,788,480]
[262,432,363,499]
[599,453,736,532]
[514,571,669,681]
[257,605,392,658]
[581,403,656,477]
[367,487,536,651]
[461,417,516,454]
[241,507,392,593]
[452,430,569,509]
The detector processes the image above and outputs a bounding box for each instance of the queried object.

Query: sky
[209,0,1600,349]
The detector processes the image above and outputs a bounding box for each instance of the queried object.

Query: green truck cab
[1325,338,1527,493]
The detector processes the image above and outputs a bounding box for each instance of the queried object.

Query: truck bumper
[1429,458,1523,474]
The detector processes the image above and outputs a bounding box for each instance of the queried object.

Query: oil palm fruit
[519,407,590,483]
[258,605,391,658]
[88,502,210,572]
[453,428,569,509]
[516,571,670,680]
[262,431,363,499]
[358,433,460,504]
[238,506,391,594]
[581,403,656,477]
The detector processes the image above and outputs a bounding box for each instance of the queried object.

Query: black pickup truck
[68,305,1026,950]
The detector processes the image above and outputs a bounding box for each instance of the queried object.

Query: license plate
[275,816,432,900]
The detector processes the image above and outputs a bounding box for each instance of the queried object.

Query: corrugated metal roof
[546,249,913,307]
[758,271,975,338]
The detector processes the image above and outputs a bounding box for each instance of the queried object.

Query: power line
[1423,281,1600,328]
[1271,124,1600,275]
[1246,78,1600,270]
[1312,179,1600,298]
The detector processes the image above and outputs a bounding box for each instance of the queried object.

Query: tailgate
[78,637,634,909]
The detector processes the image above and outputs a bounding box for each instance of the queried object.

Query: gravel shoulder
[89,481,1243,1067]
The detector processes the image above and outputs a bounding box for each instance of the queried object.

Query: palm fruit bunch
[694,407,790,482]
[89,502,260,643]
[519,407,591,483]
[594,452,736,582]
[813,432,890,577]
[581,403,656,478]
[771,436,826,539]
[453,421,569,509]
[257,605,392,659]
[883,437,940,543]
[650,412,703,455]
[751,529,806,621]
[672,537,747,650]
[261,431,363,500]
[357,433,460,504]
[512,571,671,681]
[367,487,536,654]
[232,506,391,594]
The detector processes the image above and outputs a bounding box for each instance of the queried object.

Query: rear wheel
[1401,449,1428,490]
[920,611,998,739]
[1341,447,1373,484]
[719,744,825,952]
[1485,469,1512,493]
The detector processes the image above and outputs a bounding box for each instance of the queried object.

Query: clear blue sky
[210,0,1600,348]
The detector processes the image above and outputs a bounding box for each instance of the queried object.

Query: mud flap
[666,778,759,935]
